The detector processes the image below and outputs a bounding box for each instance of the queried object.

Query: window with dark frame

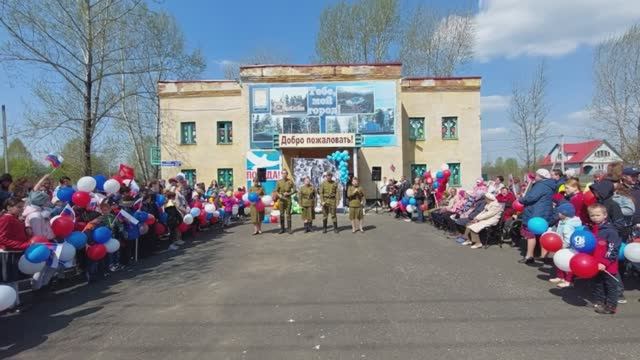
[441,117,458,140]
[408,117,425,141]
[217,121,233,144]
[180,122,196,144]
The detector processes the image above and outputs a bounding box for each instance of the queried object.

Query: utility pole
[1,105,8,174]
[560,134,565,174]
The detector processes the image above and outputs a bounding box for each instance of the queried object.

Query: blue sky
[1,0,639,163]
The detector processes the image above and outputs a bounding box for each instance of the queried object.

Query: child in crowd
[588,204,622,314]
[563,179,589,224]
[119,195,138,265]
[97,198,123,272]
[164,190,183,250]
[550,203,582,288]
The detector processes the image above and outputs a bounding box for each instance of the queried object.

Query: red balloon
[178,222,190,233]
[426,177,433,184]
[198,212,207,223]
[145,214,156,225]
[443,169,451,177]
[51,216,75,238]
[86,244,107,261]
[255,200,265,212]
[583,191,597,206]
[512,200,525,212]
[72,191,92,208]
[234,192,243,200]
[540,232,563,252]
[210,217,218,224]
[154,223,166,235]
[30,235,49,244]
[420,204,428,212]
[569,253,600,279]
[270,215,278,223]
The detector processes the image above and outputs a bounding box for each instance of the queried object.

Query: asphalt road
[2,213,640,360]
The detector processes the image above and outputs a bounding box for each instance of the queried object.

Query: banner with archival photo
[249,81,396,148]
[292,158,344,209]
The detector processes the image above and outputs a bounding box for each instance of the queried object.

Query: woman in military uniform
[347,177,365,233]
[299,176,317,233]
[249,176,266,235]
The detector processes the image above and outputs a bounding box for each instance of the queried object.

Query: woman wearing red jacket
[496,187,516,221]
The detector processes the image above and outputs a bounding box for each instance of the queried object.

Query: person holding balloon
[549,203,582,288]
[588,204,622,314]
[249,177,266,235]
[518,169,557,264]
[0,198,32,284]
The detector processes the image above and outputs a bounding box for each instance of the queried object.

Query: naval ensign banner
[279,133,356,148]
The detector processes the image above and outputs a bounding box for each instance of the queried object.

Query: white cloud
[482,127,508,136]
[481,95,511,112]
[566,109,593,121]
[475,0,640,60]
[212,59,237,67]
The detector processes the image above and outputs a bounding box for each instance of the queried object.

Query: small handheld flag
[45,154,63,169]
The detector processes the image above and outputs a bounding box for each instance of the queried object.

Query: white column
[353,148,358,177]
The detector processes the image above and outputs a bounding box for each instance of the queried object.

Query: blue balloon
[401,197,410,206]
[126,225,140,240]
[66,231,87,249]
[25,243,51,263]
[409,198,417,205]
[159,212,168,224]
[436,171,444,179]
[263,215,270,224]
[93,226,112,244]
[134,211,149,223]
[326,155,332,160]
[570,229,596,254]
[248,192,260,203]
[155,194,166,207]
[433,182,439,189]
[619,242,627,261]
[57,187,75,203]
[218,209,226,217]
[527,217,549,235]
[94,175,107,192]
[190,208,201,217]
[206,212,213,220]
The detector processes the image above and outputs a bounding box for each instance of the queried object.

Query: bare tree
[590,24,640,163]
[509,61,550,170]
[315,0,399,64]
[223,48,287,81]
[0,0,156,175]
[400,5,475,77]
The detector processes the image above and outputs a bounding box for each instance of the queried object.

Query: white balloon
[103,179,121,194]
[183,214,194,225]
[624,242,640,262]
[104,238,121,253]
[212,211,220,218]
[262,195,273,206]
[270,210,281,217]
[18,255,45,275]
[441,163,450,171]
[77,176,97,192]
[0,285,17,312]
[405,189,415,198]
[242,193,249,202]
[57,242,76,262]
[553,248,577,272]
[406,204,415,213]
[232,204,239,216]
[140,223,149,235]
[390,201,398,209]
[204,203,216,214]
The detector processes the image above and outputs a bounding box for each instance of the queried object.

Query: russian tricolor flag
[45,154,63,168]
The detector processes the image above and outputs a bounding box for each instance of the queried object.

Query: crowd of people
[419,163,639,315]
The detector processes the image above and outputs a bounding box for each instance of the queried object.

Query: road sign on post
[160,160,182,167]
[150,146,161,166]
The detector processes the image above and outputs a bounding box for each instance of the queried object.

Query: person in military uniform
[320,171,339,233]
[275,169,296,234]
[347,177,366,233]
[299,176,317,233]
[249,176,265,235]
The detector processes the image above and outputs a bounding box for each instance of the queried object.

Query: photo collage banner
[249,81,397,149]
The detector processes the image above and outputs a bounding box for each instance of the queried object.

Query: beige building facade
[159,63,481,198]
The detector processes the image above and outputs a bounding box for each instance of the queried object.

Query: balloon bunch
[244,191,279,223]
[424,164,452,201]
[327,150,351,184]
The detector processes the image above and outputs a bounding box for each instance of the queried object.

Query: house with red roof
[539,140,622,175]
